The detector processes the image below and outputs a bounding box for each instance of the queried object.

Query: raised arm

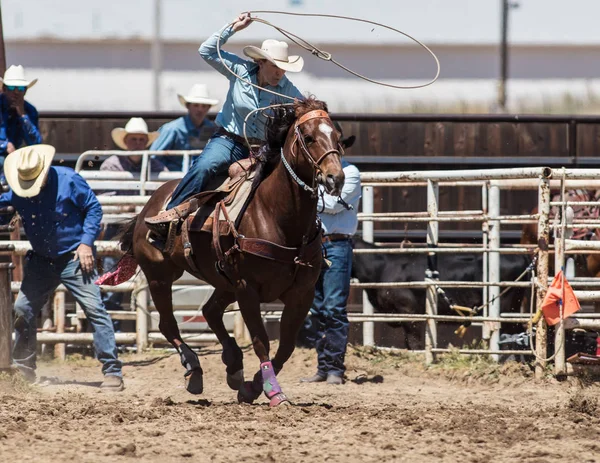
[198,13,253,79]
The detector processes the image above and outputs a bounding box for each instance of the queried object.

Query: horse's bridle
[281,109,342,196]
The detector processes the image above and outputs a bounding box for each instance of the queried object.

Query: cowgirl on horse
[146,12,305,237]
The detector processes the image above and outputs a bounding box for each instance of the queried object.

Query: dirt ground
[1,344,600,463]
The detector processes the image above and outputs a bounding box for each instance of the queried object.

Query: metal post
[425,180,439,364]
[151,0,162,111]
[498,0,509,111]
[0,263,13,370]
[0,0,6,75]
[535,176,551,379]
[488,185,501,360]
[554,198,573,378]
[53,291,66,361]
[361,186,375,346]
[135,274,150,353]
[481,184,490,340]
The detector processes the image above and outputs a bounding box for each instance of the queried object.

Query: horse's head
[275,98,345,196]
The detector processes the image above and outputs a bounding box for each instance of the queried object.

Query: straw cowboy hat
[111,117,159,150]
[0,65,37,89]
[4,144,55,198]
[243,40,304,73]
[177,84,219,108]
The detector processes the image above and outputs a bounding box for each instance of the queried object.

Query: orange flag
[541,271,581,326]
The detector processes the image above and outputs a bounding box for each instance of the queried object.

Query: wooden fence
[37,112,600,241]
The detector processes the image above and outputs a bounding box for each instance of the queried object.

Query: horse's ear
[341,135,356,149]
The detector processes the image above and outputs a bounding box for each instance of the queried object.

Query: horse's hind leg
[148,277,204,394]
[202,289,244,390]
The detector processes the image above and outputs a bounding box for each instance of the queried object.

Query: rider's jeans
[13,251,122,377]
[167,134,250,209]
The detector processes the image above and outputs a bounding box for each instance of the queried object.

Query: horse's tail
[117,215,138,256]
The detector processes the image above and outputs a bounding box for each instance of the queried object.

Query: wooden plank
[424,122,445,157]
[0,265,13,370]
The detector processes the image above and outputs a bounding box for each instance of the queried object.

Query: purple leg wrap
[260,360,282,399]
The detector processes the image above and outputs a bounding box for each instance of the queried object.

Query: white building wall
[4,0,600,113]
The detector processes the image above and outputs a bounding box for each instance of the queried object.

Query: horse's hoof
[237,381,260,404]
[185,368,204,395]
[227,369,244,391]
[269,392,289,407]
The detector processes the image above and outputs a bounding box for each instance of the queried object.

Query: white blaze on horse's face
[318,122,333,138]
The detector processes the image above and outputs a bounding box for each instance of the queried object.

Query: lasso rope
[217,10,441,102]
[247,11,440,90]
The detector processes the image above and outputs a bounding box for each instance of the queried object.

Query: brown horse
[116,98,344,406]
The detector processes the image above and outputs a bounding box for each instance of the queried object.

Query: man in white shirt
[301,123,361,385]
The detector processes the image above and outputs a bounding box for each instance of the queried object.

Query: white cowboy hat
[4,144,55,198]
[0,65,37,89]
[177,84,219,108]
[243,40,304,73]
[111,117,158,150]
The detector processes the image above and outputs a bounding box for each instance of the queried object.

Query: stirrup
[146,219,179,254]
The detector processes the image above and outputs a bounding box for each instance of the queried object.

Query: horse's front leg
[233,282,288,406]
[243,289,313,407]
[148,278,204,394]
[201,289,244,390]
[272,290,313,375]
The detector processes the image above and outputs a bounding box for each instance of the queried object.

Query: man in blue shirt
[0,145,123,390]
[300,124,361,385]
[150,84,218,171]
[0,65,43,172]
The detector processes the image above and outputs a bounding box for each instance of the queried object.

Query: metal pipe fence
[5,155,600,378]
[358,167,600,378]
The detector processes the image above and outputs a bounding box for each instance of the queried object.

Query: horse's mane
[252,96,329,189]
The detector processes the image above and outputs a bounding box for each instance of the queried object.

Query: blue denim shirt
[199,24,304,141]
[0,166,102,258]
[0,93,42,156]
[150,115,216,171]
[318,161,361,236]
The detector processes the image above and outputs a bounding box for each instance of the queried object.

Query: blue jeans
[304,239,353,377]
[167,134,250,209]
[13,251,122,377]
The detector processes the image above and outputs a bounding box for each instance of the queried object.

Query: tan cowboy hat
[111,117,158,150]
[4,144,55,198]
[177,84,219,108]
[243,39,304,73]
[0,65,37,89]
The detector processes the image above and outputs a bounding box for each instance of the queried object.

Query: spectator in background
[300,122,360,385]
[99,117,166,319]
[150,84,219,171]
[0,144,123,390]
[101,117,166,184]
[0,65,43,172]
